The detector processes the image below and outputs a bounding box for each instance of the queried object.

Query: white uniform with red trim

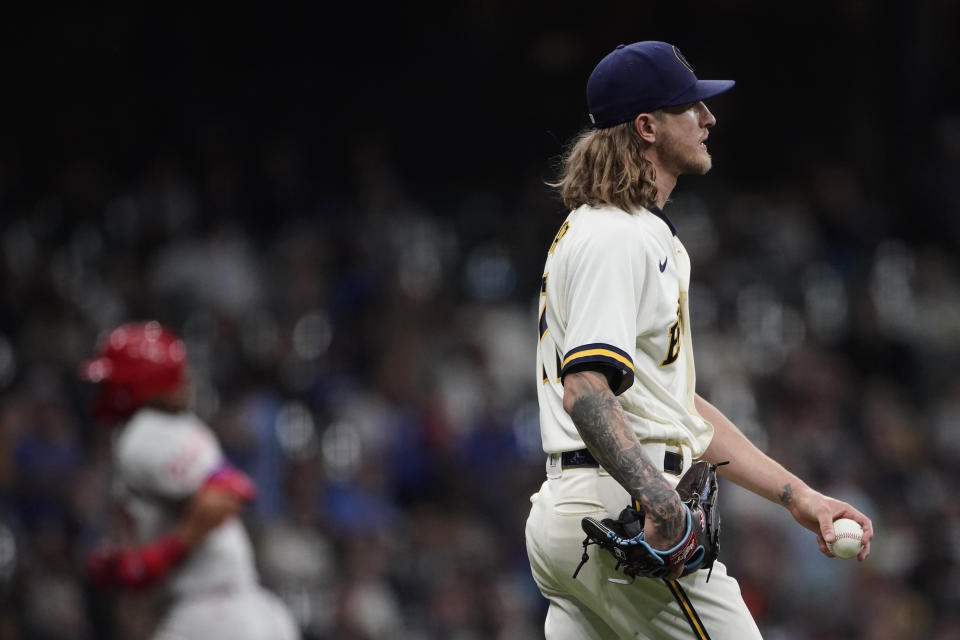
[525,204,761,639]
[114,408,299,640]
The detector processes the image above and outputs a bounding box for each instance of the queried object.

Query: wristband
[203,464,257,502]
[87,534,188,589]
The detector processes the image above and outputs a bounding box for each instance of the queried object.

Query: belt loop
[546,453,562,479]
[680,443,693,477]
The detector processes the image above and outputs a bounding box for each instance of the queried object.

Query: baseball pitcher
[524,41,874,639]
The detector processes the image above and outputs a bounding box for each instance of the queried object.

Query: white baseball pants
[153,585,300,640]
[525,460,762,640]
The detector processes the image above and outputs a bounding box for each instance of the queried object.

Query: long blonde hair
[551,122,658,212]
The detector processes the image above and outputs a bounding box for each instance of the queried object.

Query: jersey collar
[648,205,677,236]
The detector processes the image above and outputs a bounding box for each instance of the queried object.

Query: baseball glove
[573,460,727,582]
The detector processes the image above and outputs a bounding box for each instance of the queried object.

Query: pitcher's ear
[633,112,658,144]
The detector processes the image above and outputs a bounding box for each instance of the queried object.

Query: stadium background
[1,2,960,638]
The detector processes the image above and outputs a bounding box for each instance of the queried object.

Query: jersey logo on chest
[660,297,682,366]
[659,256,669,272]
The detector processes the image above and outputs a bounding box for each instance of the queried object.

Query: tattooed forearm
[566,372,684,541]
[778,483,793,506]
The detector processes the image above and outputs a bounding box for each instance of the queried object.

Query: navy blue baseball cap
[586,41,735,129]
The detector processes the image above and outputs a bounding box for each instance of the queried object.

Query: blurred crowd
[3,124,960,640]
[3,28,960,639]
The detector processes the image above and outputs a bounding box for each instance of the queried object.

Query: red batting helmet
[79,321,188,423]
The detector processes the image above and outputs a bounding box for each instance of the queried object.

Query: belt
[560,448,684,475]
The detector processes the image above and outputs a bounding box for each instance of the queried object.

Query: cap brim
[665,79,735,107]
[79,357,113,383]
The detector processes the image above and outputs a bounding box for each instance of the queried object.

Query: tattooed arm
[696,394,874,561]
[562,370,687,556]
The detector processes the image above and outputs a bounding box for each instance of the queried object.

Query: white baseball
[827,518,864,559]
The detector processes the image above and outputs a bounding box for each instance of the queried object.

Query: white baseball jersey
[536,204,714,456]
[527,203,761,639]
[113,408,258,598]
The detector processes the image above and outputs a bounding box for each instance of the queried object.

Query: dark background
[1,2,959,639]
[4,2,958,219]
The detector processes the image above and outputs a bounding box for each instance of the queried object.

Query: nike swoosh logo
[659,257,668,272]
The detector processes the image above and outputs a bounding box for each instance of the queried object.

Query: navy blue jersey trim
[649,206,677,236]
[562,343,634,369]
[560,343,635,395]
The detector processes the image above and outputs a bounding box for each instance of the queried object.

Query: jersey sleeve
[117,413,225,501]
[559,223,646,395]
